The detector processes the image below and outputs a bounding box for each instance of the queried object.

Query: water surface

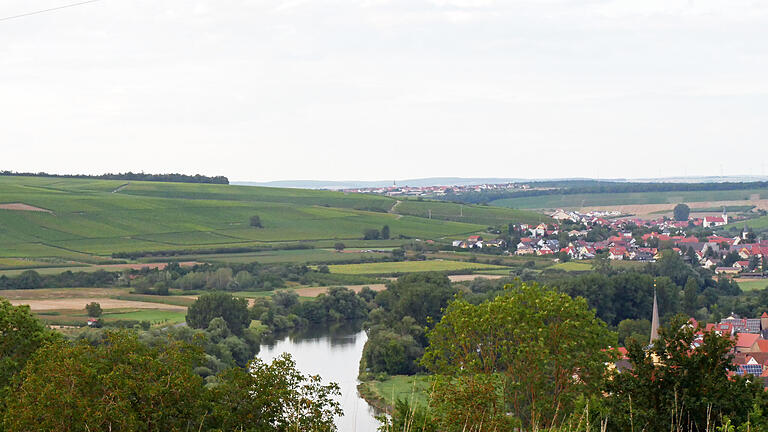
[258,321,381,432]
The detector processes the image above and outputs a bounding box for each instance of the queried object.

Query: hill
[0,176,545,263]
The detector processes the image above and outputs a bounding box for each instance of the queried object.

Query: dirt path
[112,183,130,193]
[0,203,53,213]
[388,200,404,219]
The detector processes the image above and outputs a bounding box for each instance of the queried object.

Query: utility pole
[428,209,432,219]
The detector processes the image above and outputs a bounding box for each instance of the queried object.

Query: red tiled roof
[735,333,761,349]
[753,340,768,353]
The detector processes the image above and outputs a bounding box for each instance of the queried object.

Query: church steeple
[650,286,660,345]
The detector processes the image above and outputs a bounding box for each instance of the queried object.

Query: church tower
[650,289,660,345]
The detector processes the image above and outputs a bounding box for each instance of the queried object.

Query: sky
[1,0,767,182]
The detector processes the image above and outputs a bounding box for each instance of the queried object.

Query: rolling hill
[0,176,545,263]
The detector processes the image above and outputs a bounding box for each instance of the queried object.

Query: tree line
[0,170,229,184]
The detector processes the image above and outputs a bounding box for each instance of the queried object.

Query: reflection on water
[258,320,381,432]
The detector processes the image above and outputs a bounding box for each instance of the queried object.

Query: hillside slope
[0,177,543,260]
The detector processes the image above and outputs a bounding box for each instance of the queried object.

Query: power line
[0,0,105,23]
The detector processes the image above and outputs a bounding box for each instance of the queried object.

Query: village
[341,181,531,197]
[452,208,768,276]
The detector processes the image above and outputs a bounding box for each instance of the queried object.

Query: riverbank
[358,375,433,414]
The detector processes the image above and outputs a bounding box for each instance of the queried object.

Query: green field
[394,200,548,225]
[736,279,768,292]
[0,176,540,263]
[359,375,433,410]
[550,261,594,271]
[102,309,187,324]
[325,260,509,275]
[726,215,768,231]
[491,189,768,209]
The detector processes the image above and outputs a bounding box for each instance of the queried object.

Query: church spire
[650,285,660,345]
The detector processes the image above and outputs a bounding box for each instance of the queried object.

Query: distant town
[453,207,767,276]
[341,182,532,197]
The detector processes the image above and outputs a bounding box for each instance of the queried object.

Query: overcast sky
[1,0,767,182]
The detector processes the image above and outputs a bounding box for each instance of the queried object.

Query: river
[258,321,382,432]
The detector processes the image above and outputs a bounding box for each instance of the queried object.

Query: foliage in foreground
[2,331,341,432]
[421,283,616,431]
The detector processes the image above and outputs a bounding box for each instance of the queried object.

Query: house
[608,247,627,260]
[715,267,740,275]
[735,333,762,353]
[484,239,507,248]
[467,235,483,244]
[734,261,751,271]
[703,210,729,228]
[550,209,574,221]
[515,243,536,255]
[451,240,464,248]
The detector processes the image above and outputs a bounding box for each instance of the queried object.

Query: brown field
[447,274,505,282]
[583,199,768,218]
[0,287,129,300]
[10,297,186,311]
[0,202,53,213]
[292,284,387,297]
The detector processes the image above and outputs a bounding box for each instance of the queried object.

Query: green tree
[205,353,342,431]
[333,242,345,251]
[381,225,390,240]
[206,267,234,291]
[606,318,765,432]
[186,291,250,335]
[422,283,615,430]
[363,228,380,240]
[0,300,58,408]
[85,301,102,318]
[683,276,700,315]
[4,332,208,432]
[250,215,263,228]
[617,318,651,345]
[674,203,691,221]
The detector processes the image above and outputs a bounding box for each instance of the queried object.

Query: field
[394,200,548,225]
[491,189,768,210]
[325,260,509,275]
[3,287,189,326]
[359,375,433,411]
[735,279,768,292]
[0,176,540,265]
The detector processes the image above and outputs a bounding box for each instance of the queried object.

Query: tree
[683,276,700,315]
[250,215,263,228]
[3,331,342,432]
[333,242,345,251]
[205,353,342,431]
[85,302,102,317]
[673,203,691,221]
[381,225,390,240]
[606,318,765,432]
[363,228,380,240]
[422,283,615,430]
[0,300,58,406]
[617,318,651,345]
[4,332,208,432]
[206,267,234,290]
[186,292,250,335]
